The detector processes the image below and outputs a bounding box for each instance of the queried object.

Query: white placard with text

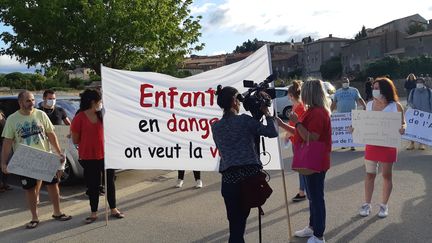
[352,110,401,148]
[402,108,432,146]
[7,144,60,182]
[331,112,363,147]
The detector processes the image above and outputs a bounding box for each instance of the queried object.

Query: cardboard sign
[7,144,61,182]
[352,110,402,148]
[54,125,70,152]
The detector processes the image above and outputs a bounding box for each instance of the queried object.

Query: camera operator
[211,85,278,243]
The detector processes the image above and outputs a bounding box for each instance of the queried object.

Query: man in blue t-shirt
[331,77,366,151]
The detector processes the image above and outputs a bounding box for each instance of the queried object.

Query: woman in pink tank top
[359,77,406,218]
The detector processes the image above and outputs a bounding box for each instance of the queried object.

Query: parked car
[274,87,293,118]
[0,95,82,185]
[274,81,336,118]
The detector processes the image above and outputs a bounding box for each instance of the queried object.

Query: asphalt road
[0,138,431,243]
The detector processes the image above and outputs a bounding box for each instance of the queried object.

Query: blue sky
[1,0,432,73]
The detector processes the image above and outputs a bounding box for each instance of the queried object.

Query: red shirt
[70,112,104,160]
[288,102,306,143]
[294,107,332,170]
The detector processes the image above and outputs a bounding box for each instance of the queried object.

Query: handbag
[292,133,326,175]
[240,171,273,210]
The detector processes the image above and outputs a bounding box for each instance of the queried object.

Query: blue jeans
[221,181,251,243]
[299,174,306,192]
[304,171,326,238]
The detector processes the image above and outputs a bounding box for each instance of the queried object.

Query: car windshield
[56,98,80,120]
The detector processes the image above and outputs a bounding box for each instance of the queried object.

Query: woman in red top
[289,80,331,243]
[71,89,124,224]
[276,80,307,202]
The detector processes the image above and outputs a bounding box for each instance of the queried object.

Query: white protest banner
[54,125,70,151]
[331,112,363,147]
[352,110,402,148]
[102,45,282,171]
[402,108,432,146]
[7,144,60,182]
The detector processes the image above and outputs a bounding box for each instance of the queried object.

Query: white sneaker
[378,204,388,218]
[294,226,314,238]
[195,179,203,188]
[307,236,326,243]
[359,203,371,217]
[175,179,184,188]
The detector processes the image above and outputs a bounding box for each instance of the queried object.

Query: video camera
[240,74,277,119]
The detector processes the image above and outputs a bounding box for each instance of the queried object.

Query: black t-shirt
[38,106,67,125]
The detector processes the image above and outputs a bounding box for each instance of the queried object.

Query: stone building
[404,30,432,57]
[369,14,428,35]
[341,30,406,74]
[303,34,351,77]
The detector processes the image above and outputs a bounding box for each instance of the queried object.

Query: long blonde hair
[301,79,330,112]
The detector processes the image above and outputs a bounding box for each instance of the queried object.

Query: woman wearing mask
[289,80,332,243]
[275,80,307,202]
[71,89,124,224]
[359,77,406,218]
[211,85,278,243]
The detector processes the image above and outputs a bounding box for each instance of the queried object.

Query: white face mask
[372,90,382,99]
[46,99,56,107]
[95,103,103,112]
[416,83,425,89]
[342,83,349,88]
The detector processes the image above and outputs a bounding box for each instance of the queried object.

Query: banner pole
[266,42,293,241]
[281,169,293,241]
[104,169,108,226]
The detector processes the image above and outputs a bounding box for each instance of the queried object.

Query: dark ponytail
[216,85,239,113]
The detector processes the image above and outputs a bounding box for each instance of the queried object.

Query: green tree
[354,26,367,40]
[320,56,342,80]
[0,0,204,76]
[364,56,400,78]
[233,38,260,53]
[406,23,426,35]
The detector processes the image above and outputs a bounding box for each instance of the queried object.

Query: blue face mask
[372,90,383,99]
[46,99,56,107]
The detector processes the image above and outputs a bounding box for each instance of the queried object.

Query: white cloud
[191,3,216,15]
[201,0,431,39]
[0,55,38,73]
[0,55,23,67]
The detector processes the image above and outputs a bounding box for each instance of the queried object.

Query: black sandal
[85,216,98,224]
[26,220,40,229]
[52,213,72,221]
[111,212,125,219]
